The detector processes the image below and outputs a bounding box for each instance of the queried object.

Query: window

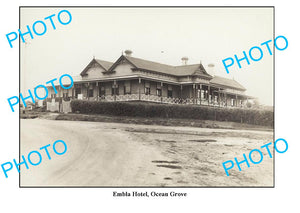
[156,88,162,97]
[124,81,131,94]
[156,83,162,97]
[99,86,105,96]
[167,85,172,98]
[75,88,81,98]
[51,94,56,99]
[145,87,150,95]
[167,90,172,98]
[88,89,94,97]
[112,85,119,95]
[112,87,119,95]
[145,82,150,95]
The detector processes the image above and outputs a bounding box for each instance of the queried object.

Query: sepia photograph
[19,7,274,187]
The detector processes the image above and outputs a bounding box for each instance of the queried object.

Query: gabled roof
[80,59,114,76]
[108,55,212,79]
[173,63,211,77]
[210,76,246,91]
[95,59,114,71]
[124,55,174,74]
[78,55,245,91]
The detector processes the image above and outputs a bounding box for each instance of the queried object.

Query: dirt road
[20,119,273,187]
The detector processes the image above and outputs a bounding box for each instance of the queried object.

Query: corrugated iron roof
[77,56,245,91]
[95,59,114,71]
[210,76,246,91]
[125,56,175,74]
[80,59,114,76]
[125,56,211,78]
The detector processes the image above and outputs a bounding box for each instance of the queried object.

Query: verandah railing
[76,93,244,108]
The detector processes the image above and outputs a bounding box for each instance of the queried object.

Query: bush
[70,100,273,127]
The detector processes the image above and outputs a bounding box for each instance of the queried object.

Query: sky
[20,7,273,105]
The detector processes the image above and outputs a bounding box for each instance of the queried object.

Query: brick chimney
[124,50,132,57]
[207,63,215,76]
[181,57,188,65]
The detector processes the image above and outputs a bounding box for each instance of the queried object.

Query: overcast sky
[21,7,273,105]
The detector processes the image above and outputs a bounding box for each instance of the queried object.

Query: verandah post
[161,82,163,103]
[208,85,210,106]
[72,86,74,99]
[113,80,116,101]
[193,84,195,104]
[180,84,183,104]
[138,78,141,101]
[87,82,89,100]
[218,88,221,107]
[199,84,201,105]
[96,82,99,101]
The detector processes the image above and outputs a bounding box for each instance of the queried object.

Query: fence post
[113,80,116,101]
[199,84,201,105]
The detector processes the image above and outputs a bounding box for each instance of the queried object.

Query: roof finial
[200,60,202,65]
[93,54,95,59]
[122,51,124,55]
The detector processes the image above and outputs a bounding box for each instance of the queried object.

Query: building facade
[47,51,252,108]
